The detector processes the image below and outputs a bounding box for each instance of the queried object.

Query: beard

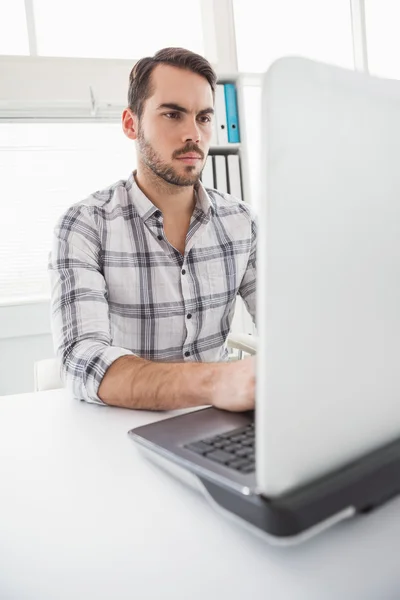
[137,125,203,187]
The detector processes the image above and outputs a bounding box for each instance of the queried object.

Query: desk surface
[0,389,399,600]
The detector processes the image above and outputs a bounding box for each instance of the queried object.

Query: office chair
[33,357,63,392]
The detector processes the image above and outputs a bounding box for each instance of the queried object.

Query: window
[32,0,205,59]
[234,0,354,212]
[365,0,400,79]
[0,0,29,55]
[0,123,135,301]
[233,0,354,73]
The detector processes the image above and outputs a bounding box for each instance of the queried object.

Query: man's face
[136,64,214,187]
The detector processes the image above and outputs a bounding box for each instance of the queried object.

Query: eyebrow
[156,103,215,116]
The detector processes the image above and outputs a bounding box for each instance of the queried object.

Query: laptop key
[202,436,218,445]
[241,439,254,446]
[240,463,256,474]
[228,458,251,470]
[224,443,243,453]
[185,441,215,455]
[218,439,232,448]
[235,447,253,457]
[231,435,246,443]
[204,449,233,465]
[220,427,247,439]
[213,441,226,449]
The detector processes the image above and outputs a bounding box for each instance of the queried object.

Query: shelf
[209,144,240,154]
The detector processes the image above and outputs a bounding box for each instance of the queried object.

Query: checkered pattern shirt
[48,171,257,405]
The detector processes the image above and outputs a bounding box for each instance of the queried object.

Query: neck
[134,161,196,217]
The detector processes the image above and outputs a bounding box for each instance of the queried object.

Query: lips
[177,153,202,159]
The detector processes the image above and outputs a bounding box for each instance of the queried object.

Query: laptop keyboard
[184,422,255,474]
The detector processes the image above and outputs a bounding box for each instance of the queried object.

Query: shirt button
[181,269,186,275]
[184,351,190,357]
[157,235,163,241]
[154,210,162,218]
[187,314,192,319]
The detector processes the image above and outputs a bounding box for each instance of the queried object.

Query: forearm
[98,355,220,410]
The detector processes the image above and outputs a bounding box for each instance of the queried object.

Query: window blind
[0,122,135,301]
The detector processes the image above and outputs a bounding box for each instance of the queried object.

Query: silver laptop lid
[256,57,400,497]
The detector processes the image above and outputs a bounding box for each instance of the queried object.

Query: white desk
[0,389,399,600]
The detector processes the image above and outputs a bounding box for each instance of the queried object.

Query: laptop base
[128,408,400,540]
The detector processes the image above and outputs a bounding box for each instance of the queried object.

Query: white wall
[0,301,55,395]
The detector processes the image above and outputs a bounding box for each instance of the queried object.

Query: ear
[122,108,139,140]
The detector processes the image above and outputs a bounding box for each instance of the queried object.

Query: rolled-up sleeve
[48,205,134,404]
[238,207,257,325]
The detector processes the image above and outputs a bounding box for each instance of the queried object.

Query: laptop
[128,57,400,543]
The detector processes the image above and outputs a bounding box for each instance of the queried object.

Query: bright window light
[365,0,400,80]
[0,0,29,55]
[233,0,354,73]
[0,122,135,301]
[33,0,205,59]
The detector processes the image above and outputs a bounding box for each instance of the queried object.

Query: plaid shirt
[49,171,257,405]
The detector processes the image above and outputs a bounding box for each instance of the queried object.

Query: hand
[211,356,256,412]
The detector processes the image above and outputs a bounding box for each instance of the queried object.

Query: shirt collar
[125,171,159,221]
[195,179,214,217]
[126,170,215,221]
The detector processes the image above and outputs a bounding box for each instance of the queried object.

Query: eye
[198,115,212,124]
[164,112,180,119]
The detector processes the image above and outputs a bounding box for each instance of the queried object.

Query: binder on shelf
[201,156,214,188]
[224,83,240,143]
[214,155,228,193]
[227,154,242,199]
[215,84,228,145]
[210,121,218,147]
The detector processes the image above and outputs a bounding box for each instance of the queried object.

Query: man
[49,47,256,412]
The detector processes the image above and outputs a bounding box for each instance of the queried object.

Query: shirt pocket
[205,254,246,293]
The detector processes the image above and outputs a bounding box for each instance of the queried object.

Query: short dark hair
[127,47,217,120]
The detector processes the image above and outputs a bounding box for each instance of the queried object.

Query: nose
[182,117,201,144]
